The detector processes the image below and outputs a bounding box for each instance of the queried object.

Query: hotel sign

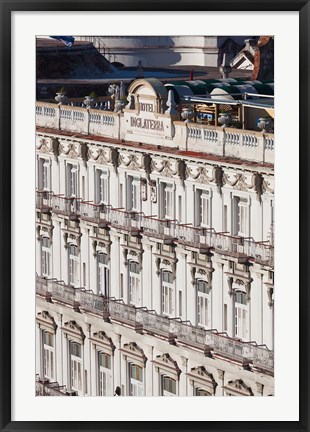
[130,117,164,132]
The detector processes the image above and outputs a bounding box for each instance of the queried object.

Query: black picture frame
[1,1,309,431]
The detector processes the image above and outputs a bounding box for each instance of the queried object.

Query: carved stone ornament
[62,320,85,342]
[59,141,80,159]
[140,178,147,201]
[224,379,254,396]
[187,366,218,394]
[150,180,157,203]
[153,353,181,377]
[186,165,212,184]
[37,138,50,153]
[36,311,57,332]
[87,147,111,164]
[119,153,142,171]
[122,342,147,365]
[152,159,176,178]
[92,331,115,353]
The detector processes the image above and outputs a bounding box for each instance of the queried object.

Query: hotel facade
[35,77,274,397]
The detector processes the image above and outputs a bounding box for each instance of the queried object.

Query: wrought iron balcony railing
[36,275,274,374]
[36,191,274,266]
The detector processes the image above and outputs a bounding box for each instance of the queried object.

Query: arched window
[161,375,176,396]
[195,387,212,396]
[98,253,109,296]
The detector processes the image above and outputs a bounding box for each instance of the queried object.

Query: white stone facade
[35,79,274,397]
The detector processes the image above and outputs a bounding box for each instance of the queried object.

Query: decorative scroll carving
[62,320,85,342]
[119,153,142,170]
[152,159,176,178]
[186,166,212,184]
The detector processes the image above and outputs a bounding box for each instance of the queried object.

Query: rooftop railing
[36,191,274,266]
[36,101,274,164]
[36,275,274,374]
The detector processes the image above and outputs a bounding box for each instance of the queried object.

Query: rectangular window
[96,170,108,204]
[129,364,143,396]
[196,190,210,227]
[160,183,174,219]
[98,253,109,296]
[67,164,78,197]
[162,271,174,316]
[38,158,50,191]
[233,197,248,236]
[69,244,79,287]
[43,331,54,380]
[129,261,141,306]
[197,280,209,327]
[41,237,51,277]
[70,342,82,392]
[98,353,112,396]
[128,176,140,211]
[235,291,248,339]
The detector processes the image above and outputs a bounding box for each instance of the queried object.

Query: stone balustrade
[36,275,274,374]
[36,102,274,164]
[36,190,274,266]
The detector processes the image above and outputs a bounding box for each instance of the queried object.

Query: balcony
[51,194,80,220]
[142,217,177,243]
[36,376,71,396]
[36,275,274,374]
[36,191,274,266]
[36,190,52,213]
[79,201,109,227]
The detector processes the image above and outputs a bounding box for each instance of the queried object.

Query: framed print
[1,1,309,431]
